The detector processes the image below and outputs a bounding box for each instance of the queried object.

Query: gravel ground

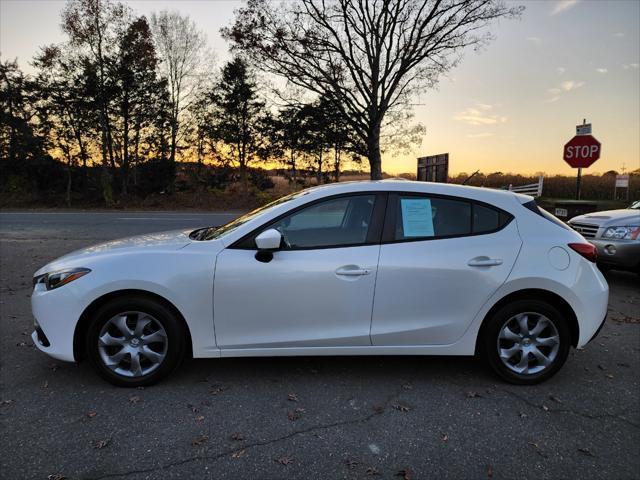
[0,211,638,480]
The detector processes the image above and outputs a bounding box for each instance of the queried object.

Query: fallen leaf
[16,341,28,347]
[87,411,97,418]
[232,448,246,459]
[47,474,66,480]
[191,435,208,446]
[276,456,293,465]
[519,412,527,418]
[1,399,14,406]
[345,459,358,469]
[209,385,225,395]
[372,404,385,414]
[129,395,141,404]
[93,438,110,449]
[549,395,562,404]
[287,393,299,402]
[287,409,301,421]
[366,467,380,475]
[402,383,413,390]
[528,442,539,449]
[605,373,614,379]
[541,405,549,412]
[392,404,411,412]
[230,432,245,441]
[578,447,595,457]
[187,403,199,413]
[395,469,412,480]
[441,433,449,442]
[466,391,482,398]
[195,415,205,422]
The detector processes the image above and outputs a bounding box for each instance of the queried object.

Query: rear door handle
[335,266,371,276]
[468,257,503,267]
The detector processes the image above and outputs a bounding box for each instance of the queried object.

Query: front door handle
[335,266,371,276]
[468,256,503,267]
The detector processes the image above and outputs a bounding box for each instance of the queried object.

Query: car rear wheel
[85,296,186,387]
[482,300,571,385]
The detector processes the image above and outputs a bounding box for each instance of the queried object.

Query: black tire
[85,295,187,387]
[482,299,571,385]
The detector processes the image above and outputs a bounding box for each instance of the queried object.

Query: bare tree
[224,0,522,179]
[151,10,207,175]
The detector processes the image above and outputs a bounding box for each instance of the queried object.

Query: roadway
[0,210,638,479]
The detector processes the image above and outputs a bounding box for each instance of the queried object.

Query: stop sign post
[563,121,601,199]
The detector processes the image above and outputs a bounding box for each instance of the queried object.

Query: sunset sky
[1,0,639,175]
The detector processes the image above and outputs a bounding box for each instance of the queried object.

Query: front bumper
[31,283,83,362]
[589,239,640,271]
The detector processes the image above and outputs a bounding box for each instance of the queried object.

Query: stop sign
[563,135,601,168]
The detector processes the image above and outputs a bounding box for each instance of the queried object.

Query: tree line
[1,0,520,206]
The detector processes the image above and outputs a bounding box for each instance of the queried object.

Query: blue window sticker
[400,198,434,237]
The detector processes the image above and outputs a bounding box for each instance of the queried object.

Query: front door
[214,193,385,350]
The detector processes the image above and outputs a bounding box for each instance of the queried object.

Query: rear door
[371,193,522,346]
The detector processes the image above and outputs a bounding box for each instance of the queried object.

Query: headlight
[33,268,91,290]
[601,226,640,240]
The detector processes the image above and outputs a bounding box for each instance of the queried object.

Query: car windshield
[190,190,310,241]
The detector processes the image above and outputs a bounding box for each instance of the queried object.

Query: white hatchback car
[32,181,609,386]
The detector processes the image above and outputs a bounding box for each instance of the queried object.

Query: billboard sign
[417,153,449,183]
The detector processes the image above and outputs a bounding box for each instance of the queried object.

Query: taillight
[568,243,597,263]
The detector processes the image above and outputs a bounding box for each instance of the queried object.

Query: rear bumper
[590,239,640,271]
[587,313,607,344]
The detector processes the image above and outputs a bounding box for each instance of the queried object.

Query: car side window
[267,194,377,249]
[393,195,471,240]
[473,204,500,233]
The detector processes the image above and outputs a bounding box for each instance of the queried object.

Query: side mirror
[255,228,282,251]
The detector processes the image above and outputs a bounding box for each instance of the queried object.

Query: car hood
[569,209,640,227]
[35,229,194,276]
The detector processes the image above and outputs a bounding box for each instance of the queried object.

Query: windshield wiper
[189,227,217,241]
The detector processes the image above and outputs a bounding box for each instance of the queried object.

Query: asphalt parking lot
[0,211,638,480]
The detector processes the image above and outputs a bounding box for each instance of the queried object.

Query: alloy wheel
[97,311,168,378]
[497,312,560,375]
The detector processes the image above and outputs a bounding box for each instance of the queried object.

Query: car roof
[301,180,528,205]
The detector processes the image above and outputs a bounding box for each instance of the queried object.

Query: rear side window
[472,204,512,233]
[473,204,500,233]
[389,194,512,241]
[393,195,471,240]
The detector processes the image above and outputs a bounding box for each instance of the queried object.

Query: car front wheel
[85,295,186,387]
[483,300,571,385]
